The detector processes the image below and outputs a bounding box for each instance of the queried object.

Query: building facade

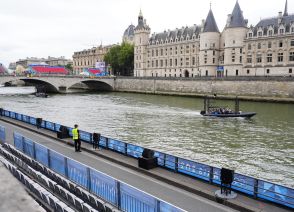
[72,45,114,74]
[134,0,294,77]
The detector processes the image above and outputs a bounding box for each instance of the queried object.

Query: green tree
[65,63,73,73]
[104,42,134,76]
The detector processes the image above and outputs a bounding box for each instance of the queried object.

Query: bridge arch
[20,78,59,93]
[69,80,114,92]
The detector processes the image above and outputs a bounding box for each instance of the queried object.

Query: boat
[200,96,256,118]
[35,92,48,98]
[34,85,48,98]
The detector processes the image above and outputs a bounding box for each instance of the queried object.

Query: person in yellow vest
[72,124,81,152]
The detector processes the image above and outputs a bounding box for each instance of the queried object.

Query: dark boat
[35,92,48,98]
[35,85,48,98]
[200,96,256,118]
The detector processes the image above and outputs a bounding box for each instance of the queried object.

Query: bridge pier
[58,86,67,93]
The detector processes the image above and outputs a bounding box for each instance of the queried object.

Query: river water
[0,86,293,188]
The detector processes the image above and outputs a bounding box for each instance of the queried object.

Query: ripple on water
[0,90,293,188]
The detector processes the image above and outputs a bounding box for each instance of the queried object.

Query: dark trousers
[74,139,81,151]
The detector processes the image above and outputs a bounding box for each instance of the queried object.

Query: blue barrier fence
[0,125,5,143]
[13,132,184,212]
[1,109,293,209]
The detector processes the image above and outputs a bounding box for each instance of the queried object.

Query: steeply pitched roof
[123,24,135,37]
[227,1,247,28]
[284,0,288,16]
[203,9,219,33]
[149,25,200,43]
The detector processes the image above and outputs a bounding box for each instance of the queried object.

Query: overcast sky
[0,0,291,67]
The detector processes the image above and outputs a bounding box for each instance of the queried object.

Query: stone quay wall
[113,77,294,102]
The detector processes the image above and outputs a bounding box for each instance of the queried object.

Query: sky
[0,0,291,67]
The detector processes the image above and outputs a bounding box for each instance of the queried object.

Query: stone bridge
[0,75,115,93]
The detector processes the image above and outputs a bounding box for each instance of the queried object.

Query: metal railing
[11,132,185,212]
[0,109,293,209]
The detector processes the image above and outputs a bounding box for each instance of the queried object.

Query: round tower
[134,10,151,77]
[222,1,248,76]
[199,8,220,77]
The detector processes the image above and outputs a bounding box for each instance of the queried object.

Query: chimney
[226,14,232,27]
[278,12,283,25]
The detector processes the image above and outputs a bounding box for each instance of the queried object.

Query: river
[0,86,293,188]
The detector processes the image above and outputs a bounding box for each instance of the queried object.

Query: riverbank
[114,77,294,103]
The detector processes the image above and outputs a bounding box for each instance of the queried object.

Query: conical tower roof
[284,0,288,16]
[227,1,246,28]
[203,9,219,33]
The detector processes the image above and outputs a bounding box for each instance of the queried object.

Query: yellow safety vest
[72,128,79,140]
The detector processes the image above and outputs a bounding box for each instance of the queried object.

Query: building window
[186,46,189,53]
[160,60,163,67]
[152,61,154,67]
[247,69,250,74]
[170,59,172,66]
[156,50,158,56]
[289,68,293,73]
[291,40,294,46]
[204,57,207,64]
[240,48,242,53]
[147,61,150,67]
[192,57,195,65]
[279,28,284,34]
[279,41,283,48]
[152,50,154,57]
[258,43,261,49]
[213,58,215,64]
[156,60,158,67]
[161,49,163,56]
[232,55,235,62]
[186,58,189,66]
[278,53,284,62]
[205,70,208,76]
[175,59,178,66]
[247,55,252,63]
[213,51,215,56]
[233,40,235,44]
[257,53,262,63]
[170,48,173,55]
[289,52,294,61]
[258,31,262,37]
[248,44,251,50]
[268,42,272,48]
[248,33,253,38]
[236,70,239,76]
[268,30,273,36]
[266,69,270,74]
[240,56,242,63]
[267,53,272,63]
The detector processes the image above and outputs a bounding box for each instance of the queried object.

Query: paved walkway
[0,117,291,212]
[0,159,45,212]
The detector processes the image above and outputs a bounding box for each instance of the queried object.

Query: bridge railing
[12,132,185,212]
[1,109,293,209]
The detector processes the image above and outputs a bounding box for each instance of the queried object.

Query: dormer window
[268,30,273,36]
[291,27,294,33]
[248,32,253,38]
[258,31,262,37]
[279,28,285,34]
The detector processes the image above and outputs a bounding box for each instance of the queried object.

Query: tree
[65,63,73,73]
[104,42,134,76]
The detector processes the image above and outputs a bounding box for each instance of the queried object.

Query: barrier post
[87,167,91,191]
[64,157,68,178]
[116,181,121,209]
[156,199,160,212]
[47,149,51,168]
[124,143,128,156]
[209,166,214,184]
[254,179,259,199]
[175,157,178,173]
[105,137,109,150]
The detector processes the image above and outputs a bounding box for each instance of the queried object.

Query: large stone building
[134,0,294,77]
[72,45,114,74]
